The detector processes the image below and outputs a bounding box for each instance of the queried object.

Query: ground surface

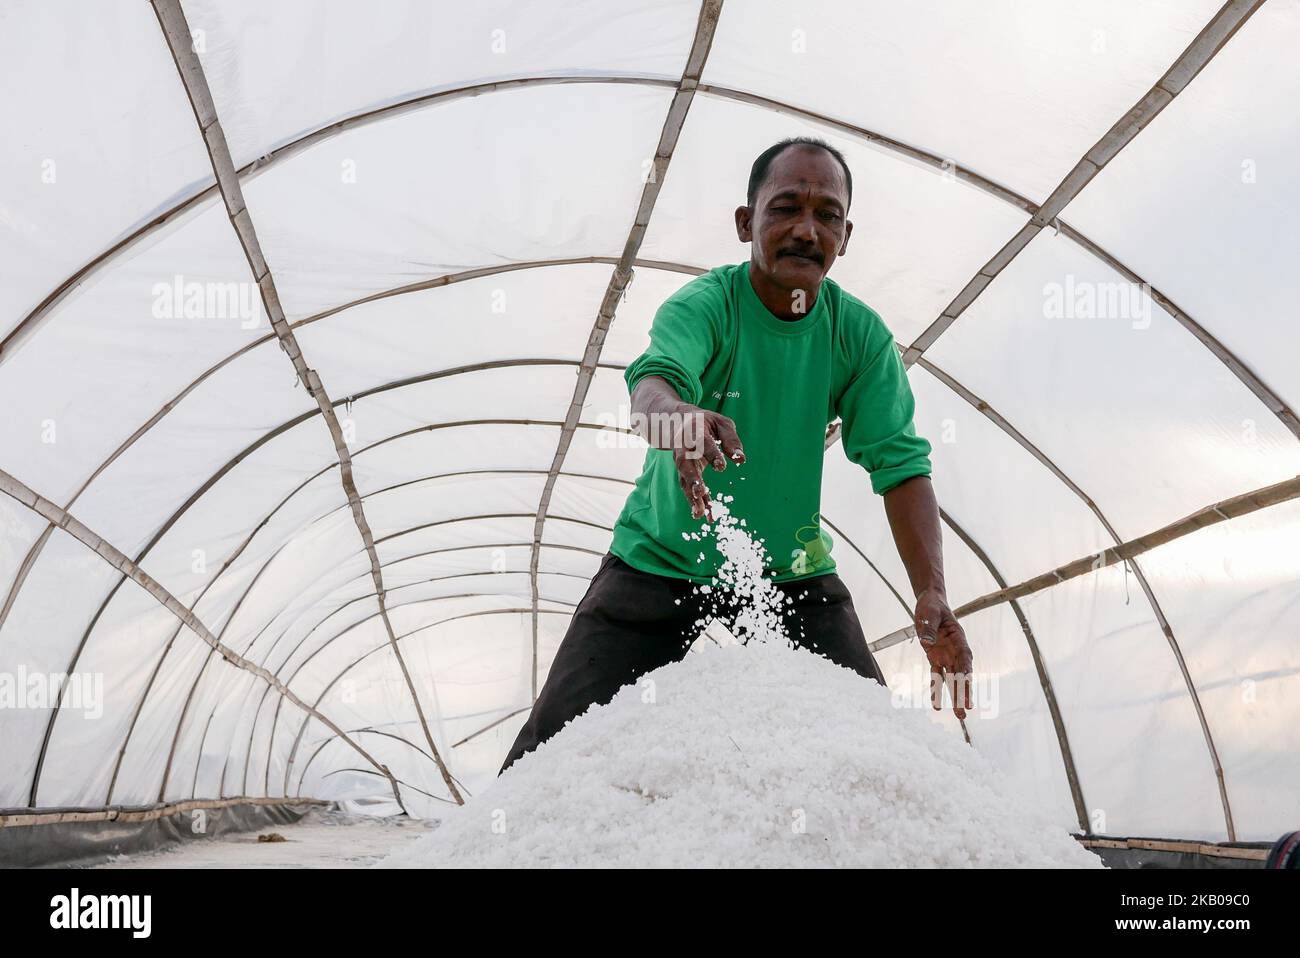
[81,807,433,869]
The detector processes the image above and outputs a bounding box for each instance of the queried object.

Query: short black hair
[747,137,853,210]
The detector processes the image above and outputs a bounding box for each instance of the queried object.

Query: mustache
[778,248,824,264]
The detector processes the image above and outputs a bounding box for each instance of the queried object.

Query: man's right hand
[628,378,746,521]
[669,404,745,521]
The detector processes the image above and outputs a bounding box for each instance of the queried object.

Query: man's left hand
[914,588,973,720]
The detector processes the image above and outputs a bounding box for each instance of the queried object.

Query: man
[499,137,973,775]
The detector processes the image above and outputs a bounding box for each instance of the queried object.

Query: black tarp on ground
[1,800,327,869]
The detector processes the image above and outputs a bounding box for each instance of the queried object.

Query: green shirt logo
[790,512,835,576]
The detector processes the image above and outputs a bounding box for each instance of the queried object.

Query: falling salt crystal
[689,492,794,648]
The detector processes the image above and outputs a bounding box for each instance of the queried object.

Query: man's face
[736,145,853,300]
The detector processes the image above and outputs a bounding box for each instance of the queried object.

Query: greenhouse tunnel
[1,0,1297,868]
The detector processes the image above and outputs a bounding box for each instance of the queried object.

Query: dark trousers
[499,552,887,774]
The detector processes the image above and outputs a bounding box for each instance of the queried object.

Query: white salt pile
[375,641,1100,868]
[374,492,1103,869]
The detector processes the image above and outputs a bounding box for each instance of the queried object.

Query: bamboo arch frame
[0,468,409,813]
[907,357,1237,836]
[526,0,725,702]
[932,509,1088,830]
[50,405,629,808]
[291,611,576,799]
[902,0,1272,394]
[293,727,481,806]
[98,457,633,807]
[150,0,462,805]
[275,515,615,663]
[267,579,587,797]
[104,495,606,800]
[191,553,601,800]
[170,557,601,800]
[229,601,580,801]
[277,596,582,799]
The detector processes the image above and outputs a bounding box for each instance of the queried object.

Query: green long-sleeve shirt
[609,261,932,584]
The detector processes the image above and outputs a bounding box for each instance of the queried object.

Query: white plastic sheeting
[1,0,1296,844]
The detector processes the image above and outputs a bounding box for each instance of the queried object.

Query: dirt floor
[79,807,436,869]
